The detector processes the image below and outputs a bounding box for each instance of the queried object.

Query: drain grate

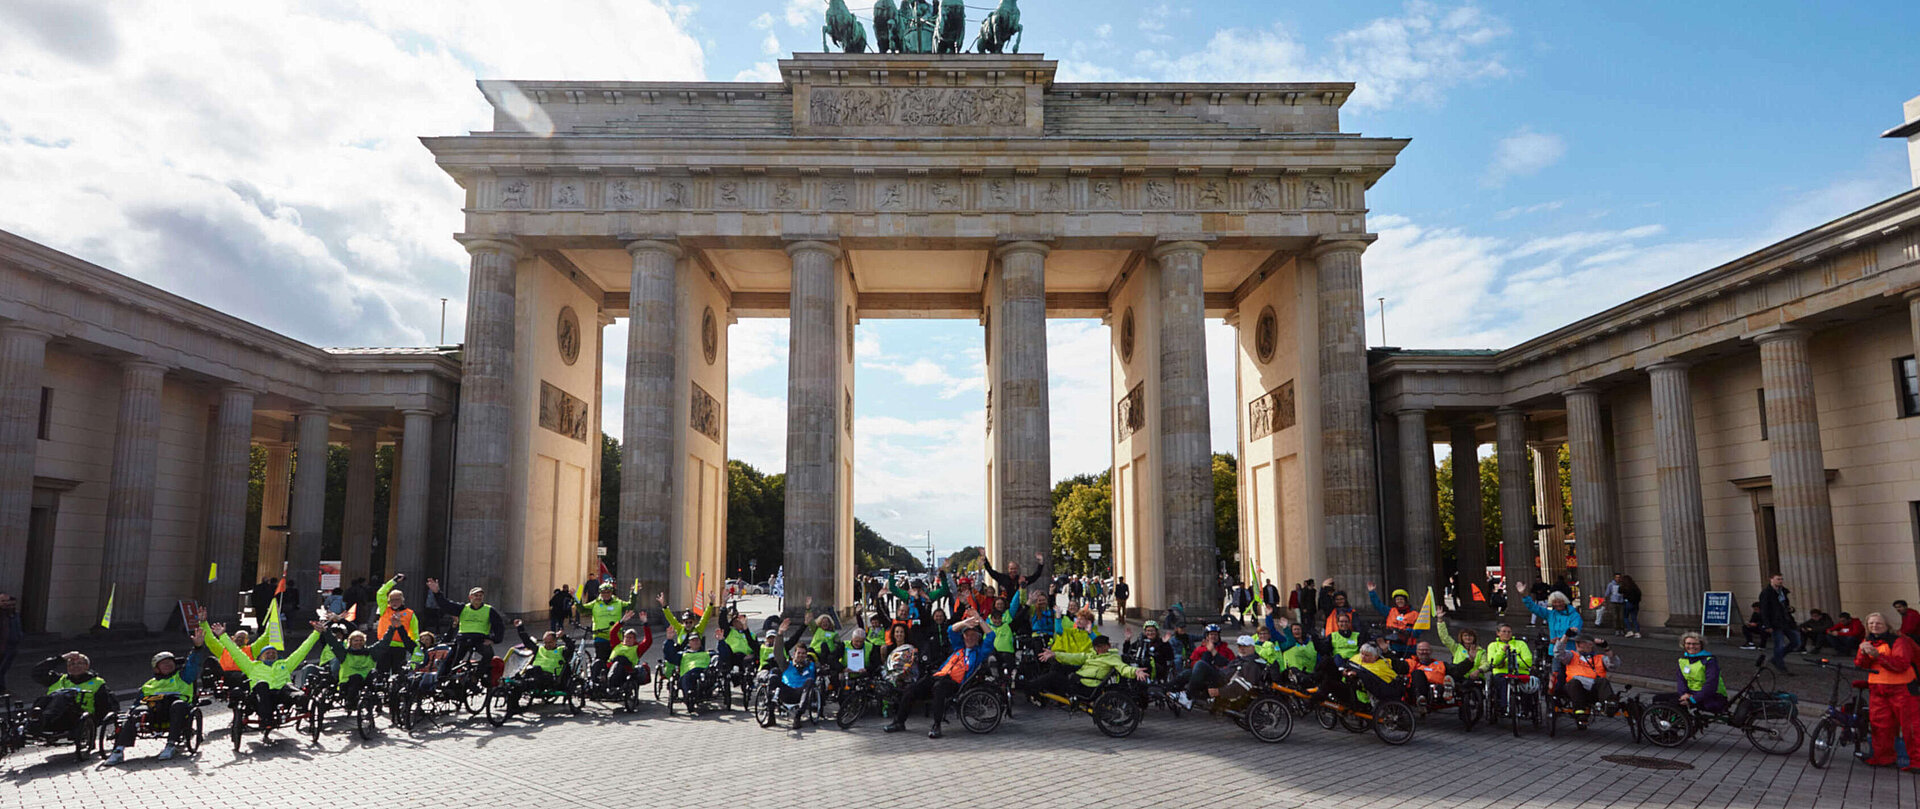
[1601,754,1694,771]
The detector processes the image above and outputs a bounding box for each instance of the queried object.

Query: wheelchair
[664,664,727,715]
[485,647,585,727]
[96,694,210,757]
[224,682,321,752]
[755,675,827,730]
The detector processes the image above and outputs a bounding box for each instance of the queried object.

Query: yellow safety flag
[264,596,285,650]
[1414,587,1435,630]
[100,584,115,629]
[684,561,692,579]
[207,562,218,583]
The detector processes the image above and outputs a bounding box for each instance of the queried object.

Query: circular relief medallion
[1255,305,1278,364]
[846,305,855,363]
[1119,307,1136,364]
[556,306,581,366]
[701,307,718,366]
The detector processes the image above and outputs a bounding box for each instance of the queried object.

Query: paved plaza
[5,668,1915,809]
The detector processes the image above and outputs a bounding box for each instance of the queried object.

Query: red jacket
[1828,618,1864,639]
[1856,633,1918,686]
[1899,609,1920,640]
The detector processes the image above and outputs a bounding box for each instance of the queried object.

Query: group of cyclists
[7,561,1918,774]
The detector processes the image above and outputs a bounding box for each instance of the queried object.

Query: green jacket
[661,605,711,644]
[987,590,1023,653]
[207,620,320,689]
[588,597,635,638]
[1485,638,1532,675]
[1434,619,1489,673]
[1052,650,1139,688]
[1051,618,1092,654]
[324,635,377,683]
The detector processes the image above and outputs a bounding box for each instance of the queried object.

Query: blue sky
[2,1,1916,557]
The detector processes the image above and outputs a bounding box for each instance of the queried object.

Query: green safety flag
[207,562,218,583]
[100,584,115,629]
[263,596,285,650]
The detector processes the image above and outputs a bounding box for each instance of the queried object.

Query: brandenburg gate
[423,52,1407,616]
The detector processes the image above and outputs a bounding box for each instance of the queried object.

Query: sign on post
[1701,591,1733,637]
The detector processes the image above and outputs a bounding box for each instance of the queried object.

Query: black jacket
[1759,585,1794,629]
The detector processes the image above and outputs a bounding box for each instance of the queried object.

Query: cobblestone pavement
[6,671,1917,809]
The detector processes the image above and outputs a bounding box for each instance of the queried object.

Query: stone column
[1530,442,1567,585]
[0,325,49,599]
[1754,326,1840,615]
[1908,290,1920,362]
[1564,387,1618,604]
[621,238,681,598]
[1151,240,1216,611]
[383,439,402,579]
[255,442,293,581]
[340,421,379,586]
[1495,408,1535,618]
[201,386,255,612]
[1396,410,1438,589]
[1449,421,1488,609]
[392,410,434,589]
[993,241,1053,567]
[1311,240,1383,592]
[287,409,331,595]
[1648,360,1710,626]
[100,360,166,629]
[448,237,521,597]
[784,240,843,613]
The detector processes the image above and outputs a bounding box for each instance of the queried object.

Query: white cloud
[1493,199,1566,220]
[1076,2,1510,110]
[1485,127,1566,187]
[0,0,703,348]
[752,12,775,29]
[783,0,816,28]
[1095,23,1113,38]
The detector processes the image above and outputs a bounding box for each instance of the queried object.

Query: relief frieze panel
[487,174,1357,216]
[807,87,1026,128]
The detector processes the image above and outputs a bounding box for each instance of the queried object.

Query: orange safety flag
[1470,583,1486,602]
[1587,595,1604,609]
[696,572,706,595]
[274,561,288,595]
[344,604,358,622]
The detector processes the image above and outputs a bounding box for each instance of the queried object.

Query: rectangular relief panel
[539,381,591,442]
[1248,380,1296,441]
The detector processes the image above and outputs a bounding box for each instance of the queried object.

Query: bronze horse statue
[823,0,869,52]
[972,0,1022,53]
[934,0,966,54]
[872,0,899,53]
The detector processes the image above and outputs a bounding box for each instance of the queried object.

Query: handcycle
[485,646,585,726]
[1807,659,1871,769]
[834,669,904,729]
[755,672,828,730]
[0,690,105,763]
[1482,640,1547,737]
[1255,660,1416,745]
[1118,641,1187,719]
[1213,665,1295,744]
[95,693,211,758]
[1403,670,1484,732]
[224,679,322,752]
[1542,678,1643,742]
[1638,654,1804,754]
[661,662,729,716]
[1028,671,1147,738]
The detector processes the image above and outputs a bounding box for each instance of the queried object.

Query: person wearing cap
[1121,620,1177,683]
[1366,582,1423,655]
[1169,624,1235,709]
[607,619,653,694]
[714,604,761,679]
[768,617,820,711]
[320,625,391,720]
[201,613,322,733]
[1552,633,1619,716]
[888,615,993,738]
[437,582,506,680]
[888,572,950,644]
[372,574,421,674]
[1033,633,1148,701]
[104,627,208,765]
[656,592,711,676]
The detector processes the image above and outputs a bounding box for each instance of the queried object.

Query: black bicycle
[1807,659,1871,769]
[1639,654,1803,754]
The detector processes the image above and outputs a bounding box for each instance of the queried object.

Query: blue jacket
[942,625,995,680]
[1523,596,1584,643]
[780,660,816,689]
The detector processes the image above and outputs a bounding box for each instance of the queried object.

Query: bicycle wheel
[1745,713,1804,756]
[1808,717,1838,769]
[1246,697,1294,744]
[1547,700,1560,738]
[307,699,325,744]
[230,703,246,753]
[1625,700,1645,744]
[958,690,1003,734]
[754,689,777,728]
[187,709,204,755]
[461,676,487,716]
[1372,700,1416,746]
[356,695,379,741]
[1459,688,1482,732]
[485,687,512,727]
[74,715,97,762]
[836,692,870,729]
[1639,703,1691,748]
[1339,707,1369,733]
[1316,706,1340,730]
[653,668,666,702]
[1092,691,1142,738]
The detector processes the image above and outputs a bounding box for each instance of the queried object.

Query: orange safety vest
[1563,653,1608,680]
[378,608,418,643]
[219,644,253,673]
[1865,639,1916,686]
[1386,607,1419,631]
[1408,659,1447,685]
[1323,608,1352,636]
[936,650,970,684]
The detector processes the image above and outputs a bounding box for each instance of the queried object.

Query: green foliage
[1051,470,1111,574]
[943,545,984,573]
[600,433,620,564]
[855,518,927,574]
[1213,452,1238,564]
[1434,450,1512,572]
[725,459,785,577]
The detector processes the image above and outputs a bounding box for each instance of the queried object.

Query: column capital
[400,408,440,419]
[217,384,259,398]
[1494,405,1526,416]
[783,239,842,260]
[1527,439,1563,452]
[1561,385,1601,401]
[1901,286,1920,302]
[121,358,169,379]
[623,238,682,259]
[1149,239,1210,261]
[1748,324,1810,346]
[454,234,523,259]
[1393,407,1430,418]
[1644,358,1691,376]
[0,322,53,343]
[993,239,1053,259]
[296,406,331,419]
[347,418,383,434]
[1307,235,1376,259]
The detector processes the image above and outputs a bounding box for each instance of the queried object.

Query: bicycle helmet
[599,582,616,593]
[1235,635,1256,647]
[150,651,177,668]
[1204,623,1221,634]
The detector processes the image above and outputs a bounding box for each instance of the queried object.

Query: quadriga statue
[972,0,1022,53]
[823,0,869,52]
